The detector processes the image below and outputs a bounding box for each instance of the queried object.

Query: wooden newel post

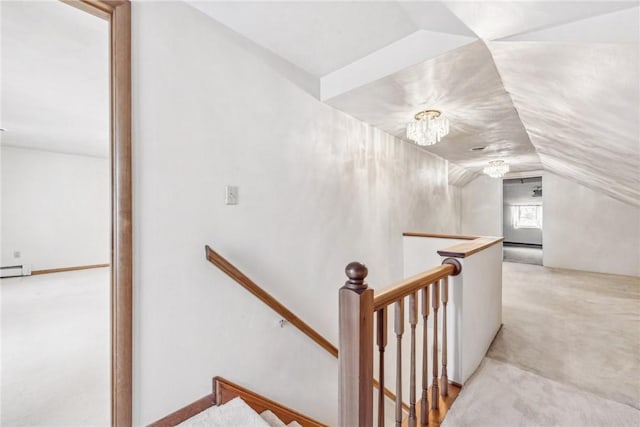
[339,262,374,427]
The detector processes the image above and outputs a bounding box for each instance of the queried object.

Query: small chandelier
[483,160,510,178]
[406,109,450,146]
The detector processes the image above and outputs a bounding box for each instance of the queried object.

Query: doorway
[1,1,110,424]
[0,1,131,425]
[502,177,543,265]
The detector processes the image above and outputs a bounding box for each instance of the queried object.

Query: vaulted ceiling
[190,1,640,207]
[2,1,638,206]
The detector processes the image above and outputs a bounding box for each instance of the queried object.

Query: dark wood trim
[372,264,455,311]
[205,245,338,357]
[31,264,110,275]
[402,381,461,427]
[214,377,327,427]
[147,394,216,427]
[339,263,374,426]
[62,2,132,426]
[108,2,132,426]
[60,0,110,18]
[437,236,504,258]
[375,378,409,412]
[205,245,409,412]
[403,232,478,240]
[404,232,504,259]
[148,377,327,427]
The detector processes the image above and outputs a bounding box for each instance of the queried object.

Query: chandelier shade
[483,160,510,178]
[406,109,449,146]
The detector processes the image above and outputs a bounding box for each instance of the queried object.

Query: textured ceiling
[490,42,639,206]
[325,41,541,184]
[3,1,637,205]
[442,1,635,40]
[189,1,639,206]
[0,1,108,158]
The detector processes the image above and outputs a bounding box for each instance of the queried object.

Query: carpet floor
[443,358,640,427]
[503,246,543,265]
[443,262,640,427]
[1,268,110,426]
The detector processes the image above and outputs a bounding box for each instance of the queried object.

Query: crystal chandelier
[406,109,450,146]
[483,160,510,178]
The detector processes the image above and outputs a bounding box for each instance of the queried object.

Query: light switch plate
[225,185,238,205]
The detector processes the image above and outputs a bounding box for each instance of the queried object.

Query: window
[512,205,542,229]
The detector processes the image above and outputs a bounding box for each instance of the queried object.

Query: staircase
[153,241,491,426]
[176,397,301,427]
[150,377,325,427]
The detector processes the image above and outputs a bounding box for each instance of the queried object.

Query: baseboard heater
[503,242,543,248]
[1,265,30,278]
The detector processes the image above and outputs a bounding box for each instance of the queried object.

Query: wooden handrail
[402,232,478,240]
[148,376,327,427]
[437,236,504,258]
[373,259,461,311]
[403,231,504,259]
[205,245,338,357]
[213,377,328,426]
[204,245,410,411]
[339,259,463,426]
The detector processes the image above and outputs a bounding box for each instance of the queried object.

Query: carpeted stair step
[176,397,301,427]
[259,410,301,427]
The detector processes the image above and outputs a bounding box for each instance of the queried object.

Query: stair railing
[205,245,337,356]
[204,245,409,412]
[338,258,461,427]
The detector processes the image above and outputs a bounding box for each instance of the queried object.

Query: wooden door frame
[61,1,132,425]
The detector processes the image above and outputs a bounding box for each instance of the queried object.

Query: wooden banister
[204,245,409,412]
[339,258,463,427]
[402,232,504,259]
[373,259,461,311]
[205,245,338,357]
[437,236,504,258]
[149,376,327,427]
[339,262,374,427]
[402,232,478,240]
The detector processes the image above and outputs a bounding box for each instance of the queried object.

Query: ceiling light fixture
[406,109,449,146]
[483,160,509,178]
[532,186,542,197]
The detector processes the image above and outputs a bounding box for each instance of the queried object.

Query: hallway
[443,262,640,426]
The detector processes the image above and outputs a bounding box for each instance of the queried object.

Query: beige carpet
[1,268,110,426]
[443,263,640,426]
[443,358,640,427]
[503,246,542,265]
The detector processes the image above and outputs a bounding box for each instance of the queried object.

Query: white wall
[132,2,461,425]
[461,172,640,277]
[461,174,502,236]
[450,242,503,383]
[1,146,110,271]
[403,236,503,385]
[403,236,468,270]
[543,172,640,277]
